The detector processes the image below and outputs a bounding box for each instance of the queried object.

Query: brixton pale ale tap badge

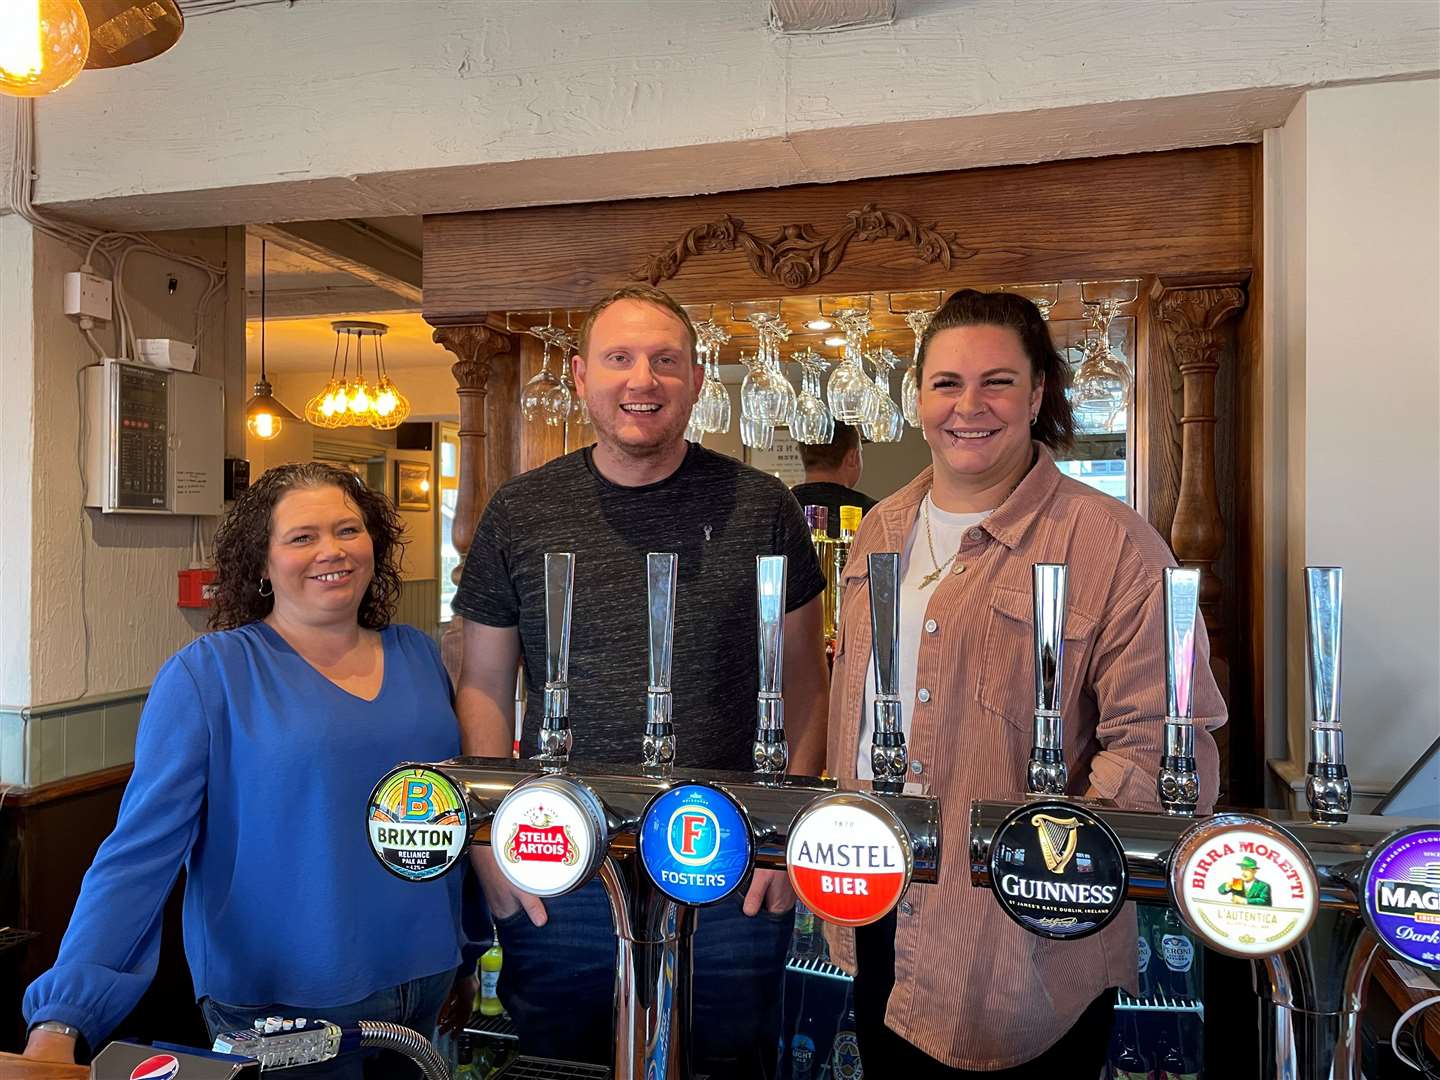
[987,800,1128,939]
[490,775,609,897]
[1168,814,1318,959]
[785,791,914,926]
[1361,826,1440,970]
[366,765,470,881]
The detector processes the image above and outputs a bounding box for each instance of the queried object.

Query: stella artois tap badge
[1168,814,1318,959]
[987,800,1129,940]
[786,792,914,927]
[367,765,471,882]
[491,775,609,897]
[1361,826,1440,970]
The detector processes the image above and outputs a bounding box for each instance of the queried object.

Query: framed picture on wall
[394,461,432,511]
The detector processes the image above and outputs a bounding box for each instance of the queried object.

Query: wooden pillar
[1150,275,1246,676]
[432,323,515,676]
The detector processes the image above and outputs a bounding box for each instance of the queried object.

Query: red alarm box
[178,567,218,608]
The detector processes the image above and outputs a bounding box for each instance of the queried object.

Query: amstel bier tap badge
[639,782,753,905]
[785,792,913,927]
[1169,814,1318,959]
[491,776,608,897]
[367,765,470,881]
[1361,826,1440,970]
[987,800,1128,940]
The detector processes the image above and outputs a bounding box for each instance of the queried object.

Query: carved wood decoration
[1150,275,1247,678]
[432,324,515,676]
[632,203,976,291]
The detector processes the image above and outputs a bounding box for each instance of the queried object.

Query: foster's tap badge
[786,792,913,926]
[491,775,609,897]
[639,782,754,905]
[988,800,1128,940]
[367,765,470,881]
[1168,814,1318,959]
[1361,826,1440,970]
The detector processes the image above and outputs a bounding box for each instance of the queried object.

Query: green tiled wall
[0,690,147,789]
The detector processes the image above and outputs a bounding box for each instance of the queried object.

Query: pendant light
[0,0,184,99]
[245,239,299,442]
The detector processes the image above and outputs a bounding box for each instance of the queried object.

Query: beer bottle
[1155,905,1197,1000]
[1156,1014,1201,1080]
[1108,1013,1150,1080]
[792,900,817,962]
[828,1006,863,1078]
[1135,904,1154,1000]
[479,933,504,1017]
[790,1030,817,1080]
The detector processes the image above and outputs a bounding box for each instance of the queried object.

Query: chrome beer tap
[1158,567,1202,815]
[867,552,908,792]
[642,553,678,772]
[752,555,789,777]
[1304,566,1352,824]
[1027,563,1069,796]
[537,551,576,768]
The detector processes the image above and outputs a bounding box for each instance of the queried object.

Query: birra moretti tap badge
[367,766,470,881]
[786,793,912,926]
[1362,826,1440,970]
[1169,815,1318,959]
[639,783,753,905]
[491,779,602,897]
[988,800,1129,940]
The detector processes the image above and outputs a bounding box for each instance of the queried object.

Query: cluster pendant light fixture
[305,321,411,431]
[0,0,183,98]
[244,240,300,442]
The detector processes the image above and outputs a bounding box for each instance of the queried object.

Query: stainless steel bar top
[434,755,942,883]
[970,798,1434,907]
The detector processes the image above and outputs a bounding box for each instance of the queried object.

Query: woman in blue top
[23,463,468,1077]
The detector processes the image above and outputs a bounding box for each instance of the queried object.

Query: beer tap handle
[867,552,907,792]
[1304,566,1351,824]
[1159,567,1202,815]
[643,553,678,770]
[538,552,575,768]
[753,555,789,776]
[1028,563,1069,796]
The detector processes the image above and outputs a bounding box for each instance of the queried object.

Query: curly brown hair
[916,289,1076,452]
[208,463,407,631]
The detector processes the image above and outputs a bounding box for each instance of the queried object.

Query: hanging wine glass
[1070,299,1132,434]
[538,327,575,428]
[693,320,732,434]
[521,324,563,423]
[827,309,873,423]
[862,347,905,443]
[790,347,833,445]
[748,314,796,428]
[900,309,934,428]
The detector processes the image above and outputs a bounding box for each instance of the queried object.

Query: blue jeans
[496,881,794,1078]
[199,969,455,1080]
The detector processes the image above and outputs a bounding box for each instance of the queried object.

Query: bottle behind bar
[828,506,861,641]
[479,932,504,1017]
[805,506,838,643]
[1155,1014,1200,1080]
[1154,905,1197,1000]
[1136,904,1154,1000]
[1107,1013,1150,1080]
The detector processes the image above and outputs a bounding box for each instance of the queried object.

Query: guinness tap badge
[988,800,1128,939]
[490,775,609,897]
[1361,826,1440,970]
[786,792,914,927]
[1169,814,1318,959]
[367,765,471,882]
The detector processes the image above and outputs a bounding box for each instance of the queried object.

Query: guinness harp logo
[1032,813,1082,874]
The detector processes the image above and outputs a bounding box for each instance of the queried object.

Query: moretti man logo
[366,767,468,881]
[1169,816,1318,959]
[786,794,912,927]
[987,801,1128,940]
[129,1055,181,1080]
[1362,826,1440,970]
[640,783,753,905]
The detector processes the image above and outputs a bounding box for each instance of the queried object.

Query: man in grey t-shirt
[453,285,830,1075]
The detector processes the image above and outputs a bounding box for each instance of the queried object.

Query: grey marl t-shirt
[452,443,826,772]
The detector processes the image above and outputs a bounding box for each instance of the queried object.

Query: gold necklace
[919,499,963,588]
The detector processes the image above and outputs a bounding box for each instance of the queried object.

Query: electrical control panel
[84,358,225,515]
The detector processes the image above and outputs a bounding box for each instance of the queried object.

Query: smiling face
[572,299,704,462]
[265,484,375,627]
[918,323,1043,498]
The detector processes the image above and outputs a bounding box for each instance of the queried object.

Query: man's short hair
[578,285,698,361]
[799,421,860,472]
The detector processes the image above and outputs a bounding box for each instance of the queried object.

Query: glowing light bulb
[247,410,279,440]
[350,384,371,412]
[374,389,397,416]
[0,0,89,98]
[419,479,430,493]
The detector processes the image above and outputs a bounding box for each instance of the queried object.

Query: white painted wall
[1267,79,1440,802]
[23,227,243,705]
[0,1,1435,229]
[0,217,37,707]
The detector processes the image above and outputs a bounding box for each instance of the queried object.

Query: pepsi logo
[130,1054,181,1080]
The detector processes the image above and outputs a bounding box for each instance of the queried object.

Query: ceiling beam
[249,219,422,304]
[246,284,419,320]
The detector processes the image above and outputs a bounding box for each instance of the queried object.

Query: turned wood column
[1150,276,1246,667]
[433,323,516,676]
